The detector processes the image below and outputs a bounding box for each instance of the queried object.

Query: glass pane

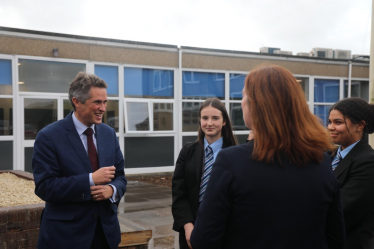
[103,100,119,132]
[314,79,339,103]
[124,137,174,168]
[153,103,173,131]
[95,65,118,96]
[0,59,12,95]
[230,74,246,100]
[314,105,332,125]
[124,68,174,98]
[230,103,247,131]
[127,102,149,131]
[24,99,57,140]
[63,99,74,118]
[25,147,33,173]
[344,81,369,101]
[0,141,13,170]
[182,136,197,145]
[0,98,13,135]
[296,77,309,101]
[18,59,86,93]
[182,72,225,100]
[182,102,201,132]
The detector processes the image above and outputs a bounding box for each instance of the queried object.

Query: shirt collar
[72,112,96,136]
[337,140,360,159]
[204,137,223,153]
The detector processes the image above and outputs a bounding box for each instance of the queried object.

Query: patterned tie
[84,128,99,172]
[199,146,214,203]
[332,152,342,171]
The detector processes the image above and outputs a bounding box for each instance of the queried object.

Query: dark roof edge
[180,46,370,64]
[0,26,178,49]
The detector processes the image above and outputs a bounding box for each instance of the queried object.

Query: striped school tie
[332,152,342,171]
[199,146,214,203]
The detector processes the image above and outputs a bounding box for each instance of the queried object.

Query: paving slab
[118,181,178,249]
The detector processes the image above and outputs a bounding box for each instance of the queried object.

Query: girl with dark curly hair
[328,97,374,249]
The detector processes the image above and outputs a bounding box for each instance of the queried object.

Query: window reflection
[344,81,369,101]
[0,59,12,95]
[103,100,119,132]
[153,103,173,131]
[127,102,149,131]
[24,99,57,140]
[182,72,225,100]
[18,59,85,93]
[0,98,13,135]
[182,102,201,132]
[296,77,309,100]
[230,103,247,131]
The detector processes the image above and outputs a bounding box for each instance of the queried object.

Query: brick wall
[0,203,45,249]
[0,170,45,249]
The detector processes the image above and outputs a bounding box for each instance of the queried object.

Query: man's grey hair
[69,72,108,111]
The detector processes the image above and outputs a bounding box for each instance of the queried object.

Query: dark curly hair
[328,97,374,135]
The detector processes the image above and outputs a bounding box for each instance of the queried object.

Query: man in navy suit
[32,72,127,249]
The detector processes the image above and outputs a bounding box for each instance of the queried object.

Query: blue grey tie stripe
[199,146,214,203]
[332,152,342,171]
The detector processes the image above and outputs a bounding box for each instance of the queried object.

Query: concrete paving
[118,181,179,249]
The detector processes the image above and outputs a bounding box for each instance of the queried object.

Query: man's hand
[184,222,194,249]
[92,166,115,185]
[91,185,114,201]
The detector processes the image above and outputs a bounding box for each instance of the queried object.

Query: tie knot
[206,145,212,153]
[84,128,94,137]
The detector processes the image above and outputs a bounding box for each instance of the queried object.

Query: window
[344,80,369,101]
[124,68,174,98]
[125,100,173,132]
[24,98,57,140]
[229,74,246,100]
[124,137,174,168]
[314,79,339,103]
[95,65,118,97]
[183,71,225,99]
[0,98,13,135]
[230,103,247,131]
[296,77,309,101]
[0,141,13,170]
[0,59,12,95]
[18,59,85,93]
[182,102,201,132]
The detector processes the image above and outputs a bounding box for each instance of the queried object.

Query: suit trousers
[90,218,110,249]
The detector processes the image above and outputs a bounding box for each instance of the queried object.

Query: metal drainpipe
[348,60,352,98]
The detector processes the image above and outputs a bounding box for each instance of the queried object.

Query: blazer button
[93,214,97,218]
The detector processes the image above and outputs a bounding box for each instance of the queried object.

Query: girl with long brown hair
[190,65,345,249]
[172,98,237,249]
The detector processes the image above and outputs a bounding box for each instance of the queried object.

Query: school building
[0,26,369,174]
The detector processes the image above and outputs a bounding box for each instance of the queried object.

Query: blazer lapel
[64,112,93,173]
[195,143,204,183]
[95,124,105,169]
[334,141,365,179]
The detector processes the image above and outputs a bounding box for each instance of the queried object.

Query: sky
[0,0,372,56]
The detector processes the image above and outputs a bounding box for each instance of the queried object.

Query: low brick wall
[0,170,45,249]
[0,203,45,248]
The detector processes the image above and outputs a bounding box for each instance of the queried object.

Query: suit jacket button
[93,214,97,218]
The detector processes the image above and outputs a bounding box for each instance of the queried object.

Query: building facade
[0,27,369,174]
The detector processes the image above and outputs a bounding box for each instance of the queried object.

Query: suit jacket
[333,140,374,249]
[190,141,345,249]
[32,111,127,249]
[171,141,228,242]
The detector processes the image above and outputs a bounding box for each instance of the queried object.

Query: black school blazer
[333,140,374,249]
[172,141,228,232]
